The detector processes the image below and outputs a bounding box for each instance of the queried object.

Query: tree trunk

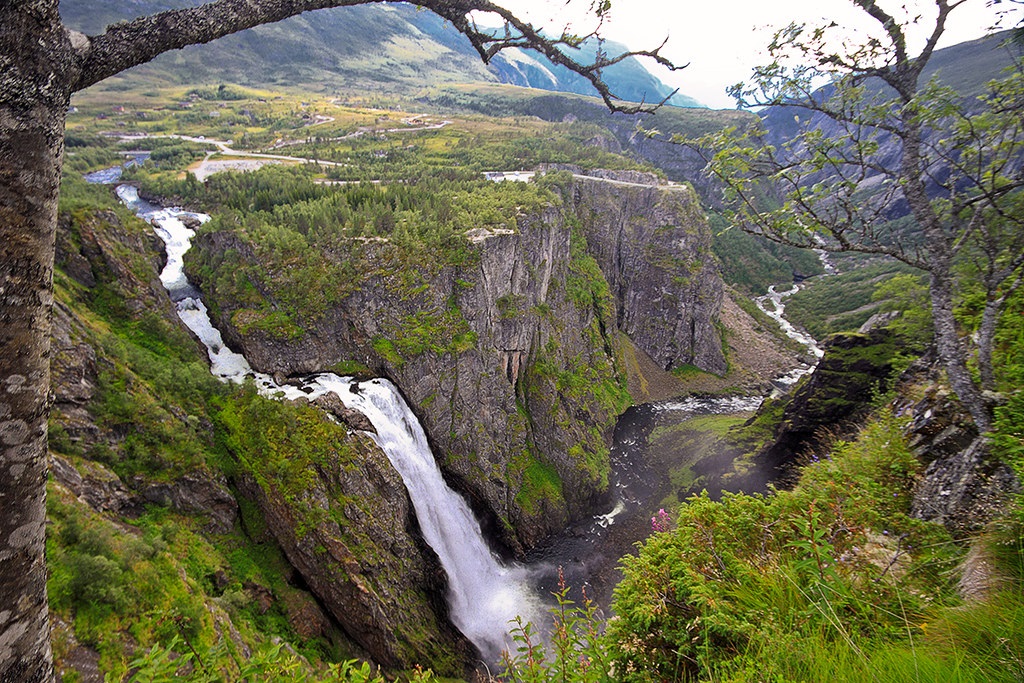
[0,2,73,680]
[929,272,992,434]
[900,117,992,435]
[977,294,1002,392]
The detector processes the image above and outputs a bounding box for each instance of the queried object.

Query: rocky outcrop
[190,172,725,550]
[49,455,134,515]
[910,436,1018,537]
[312,393,377,433]
[745,332,1019,534]
[896,380,1020,537]
[231,430,472,674]
[137,471,238,533]
[568,173,726,374]
[752,329,901,484]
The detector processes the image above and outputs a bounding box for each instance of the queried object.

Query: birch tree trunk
[0,1,73,679]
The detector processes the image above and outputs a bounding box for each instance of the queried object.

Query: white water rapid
[115,184,541,661]
[755,243,836,391]
[304,376,543,661]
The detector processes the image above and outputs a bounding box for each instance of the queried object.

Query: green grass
[514,452,566,515]
[607,415,984,682]
[785,259,918,337]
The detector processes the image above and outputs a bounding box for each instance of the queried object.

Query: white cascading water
[754,243,836,391]
[756,284,824,358]
[115,184,542,661]
[307,375,542,661]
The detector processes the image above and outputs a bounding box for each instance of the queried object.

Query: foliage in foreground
[502,415,1023,683]
[127,639,441,682]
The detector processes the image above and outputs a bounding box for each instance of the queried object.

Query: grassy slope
[607,409,1024,682]
[49,178,373,678]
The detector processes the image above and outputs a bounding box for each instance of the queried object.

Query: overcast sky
[480,0,1022,108]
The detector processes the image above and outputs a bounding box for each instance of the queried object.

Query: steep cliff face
[222,395,472,672]
[189,171,725,550]
[567,173,725,374]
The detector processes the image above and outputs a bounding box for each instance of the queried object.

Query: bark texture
[0,1,73,679]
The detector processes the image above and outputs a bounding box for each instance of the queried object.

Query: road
[113,132,688,192]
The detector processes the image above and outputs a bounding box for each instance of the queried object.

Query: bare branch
[449,3,682,113]
[852,0,908,66]
[74,0,364,91]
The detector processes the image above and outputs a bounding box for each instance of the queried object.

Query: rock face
[896,379,1020,537]
[567,174,725,374]
[137,471,238,534]
[190,171,725,550]
[753,329,901,484]
[231,431,472,673]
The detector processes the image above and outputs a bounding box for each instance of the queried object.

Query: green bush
[605,416,964,682]
[502,571,613,683]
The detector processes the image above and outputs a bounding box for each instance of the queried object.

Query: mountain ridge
[59,0,703,107]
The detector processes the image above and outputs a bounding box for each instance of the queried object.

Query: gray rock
[911,437,1019,537]
[49,455,133,514]
[897,377,1020,536]
[313,393,376,433]
[139,471,239,534]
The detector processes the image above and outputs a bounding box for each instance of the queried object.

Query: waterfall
[306,375,542,661]
[115,184,542,661]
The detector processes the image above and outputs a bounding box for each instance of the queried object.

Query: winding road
[114,128,688,194]
[115,120,452,182]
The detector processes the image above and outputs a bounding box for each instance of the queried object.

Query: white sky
[478,0,1022,108]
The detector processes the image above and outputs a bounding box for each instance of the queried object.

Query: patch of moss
[513,451,565,515]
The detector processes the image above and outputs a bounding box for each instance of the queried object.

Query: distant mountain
[486,37,701,108]
[759,31,1019,145]
[59,0,702,107]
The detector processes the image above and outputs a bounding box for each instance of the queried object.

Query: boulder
[898,384,1020,536]
[138,471,239,534]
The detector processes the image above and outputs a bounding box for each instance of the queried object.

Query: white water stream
[754,244,836,391]
[115,185,541,661]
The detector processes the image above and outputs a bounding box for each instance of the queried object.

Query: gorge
[105,168,749,666]
[54,71,890,670]
[183,168,731,554]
